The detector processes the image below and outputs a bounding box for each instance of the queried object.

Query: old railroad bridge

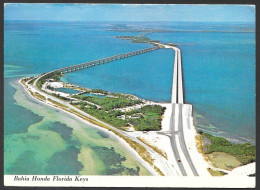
[59,47,159,74]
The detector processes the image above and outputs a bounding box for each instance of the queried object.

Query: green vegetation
[21,77,37,86]
[51,93,70,101]
[47,98,68,109]
[79,89,109,95]
[207,168,227,176]
[36,71,62,90]
[72,94,165,131]
[128,105,165,131]
[132,37,151,43]
[28,77,37,85]
[207,152,242,170]
[28,90,46,101]
[34,92,46,101]
[116,36,159,44]
[200,132,255,166]
[72,102,128,128]
[72,95,142,111]
[91,89,109,95]
[21,78,29,84]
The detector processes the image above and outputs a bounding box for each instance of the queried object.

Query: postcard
[3,3,256,187]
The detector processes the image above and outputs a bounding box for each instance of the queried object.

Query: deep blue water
[4,21,255,145]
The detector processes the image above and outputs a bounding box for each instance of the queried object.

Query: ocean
[4,20,255,175]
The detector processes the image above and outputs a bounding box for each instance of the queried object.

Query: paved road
[161,43,199,176]
[175,104,199,176]
[169,103,187,176]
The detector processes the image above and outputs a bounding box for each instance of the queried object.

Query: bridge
[163,44,199,176]
[58,47,159,74]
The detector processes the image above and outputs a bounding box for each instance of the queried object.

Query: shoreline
[18,78,159,176]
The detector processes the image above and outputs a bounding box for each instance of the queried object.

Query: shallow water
[4,78,151,175]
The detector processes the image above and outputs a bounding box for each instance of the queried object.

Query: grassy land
[28,90,46,101]
[34,92,46,101]
[207,152,241,170]
[28,78,37,85]
[207,168,227,176]
[195,134,209,162]
[132,37,151,43]
[21,78,29,85]
[72,95,142,110]
[116,36,159,44]
[47,98,68,109]
[198,131,256,170]
[36,71,62,90]
[72,99,165,131]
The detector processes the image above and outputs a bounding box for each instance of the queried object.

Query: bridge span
[59,47,159,74]
[158,43,199,176]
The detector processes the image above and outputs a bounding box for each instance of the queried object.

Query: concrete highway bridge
[58,47,159,74]
[164,44,200,176]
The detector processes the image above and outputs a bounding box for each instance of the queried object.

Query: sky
[4,4,255,23]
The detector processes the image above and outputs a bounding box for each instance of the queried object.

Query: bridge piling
[55,47,159,75]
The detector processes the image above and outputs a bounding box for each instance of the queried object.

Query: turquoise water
[4,21,153,175]
[4,78,43,136]
[55,88,80,94]
[62,48,174,102]
[82,93,107,98]
[148,31,255,143]
[4,21,255,174]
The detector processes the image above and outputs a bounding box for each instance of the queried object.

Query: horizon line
[4,20,255,23]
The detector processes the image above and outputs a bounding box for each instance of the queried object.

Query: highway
[165,44,199,176]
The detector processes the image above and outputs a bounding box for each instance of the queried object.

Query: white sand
[134,131,180,176]
[181,104,212,176]
[48,82,64,88]
[224,162,255,176]
[160,103,172,131]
